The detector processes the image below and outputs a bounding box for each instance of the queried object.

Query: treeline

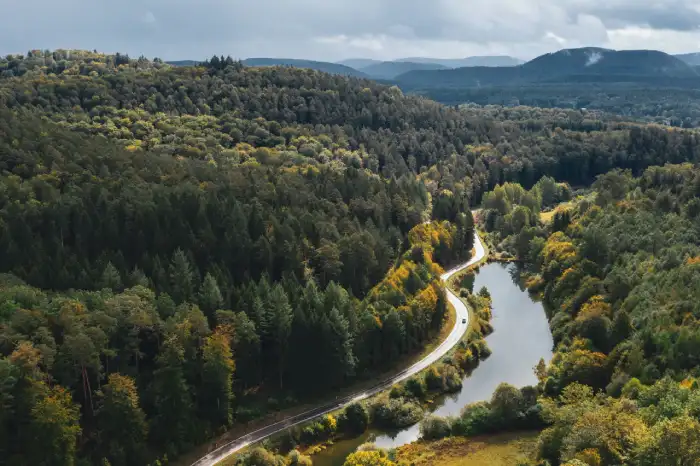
[474,164,700,464]
[4,52,700,201]
[417,84,700,128]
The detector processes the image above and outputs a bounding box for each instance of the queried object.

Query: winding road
[191,230,486,466]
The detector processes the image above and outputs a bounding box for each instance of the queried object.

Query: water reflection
[312,262,553,465]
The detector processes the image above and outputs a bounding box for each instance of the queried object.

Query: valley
[1,43,700,466]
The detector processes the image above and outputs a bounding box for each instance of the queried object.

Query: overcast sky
[1,0,700,61]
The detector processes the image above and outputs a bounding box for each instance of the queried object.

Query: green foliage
[341,402,370,434]
[97,374,148,466]
[5,49,700,466]
[370,396,424,429]
[419,415,452,440]
[199,329,235,429]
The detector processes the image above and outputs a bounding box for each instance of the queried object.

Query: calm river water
[312,262,554,466]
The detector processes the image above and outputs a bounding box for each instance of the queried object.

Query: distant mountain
[338,58,382,69]
[397,56,523,67]
[167,60,200,66]
[396,48,698,89]
[242,58,367,77]
[676,53,700,66]
[359,61,448,79]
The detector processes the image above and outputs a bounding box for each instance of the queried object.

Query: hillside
[360,60,449,79]
[398,56,523,67]
[242,57,367,77]
[338,58,382,69]
[396,48,698,89]
[676,52,700,66]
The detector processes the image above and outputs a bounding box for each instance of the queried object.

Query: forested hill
[3,49,700,466]
[395,48,699,89]
[241,57,367,77]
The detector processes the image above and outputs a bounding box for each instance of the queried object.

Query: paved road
[191,230,486,466]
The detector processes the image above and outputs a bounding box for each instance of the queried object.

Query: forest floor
[395,430,540,465]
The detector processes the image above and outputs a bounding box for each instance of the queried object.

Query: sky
[1,0,700,61]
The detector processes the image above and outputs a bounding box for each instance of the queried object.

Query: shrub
[451,401,494,436]
[405,376,427,399]
[371,397,423,428]
[419,415,452,440]
[441,365,463,392]
[287,450,313,466]
[425,366,443,391]
[240,447,286,466]
[342,403,369,434]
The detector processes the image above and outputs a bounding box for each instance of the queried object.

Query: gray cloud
[0,0,699,60]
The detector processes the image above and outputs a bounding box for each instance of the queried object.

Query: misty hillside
[398,56,523,67]
[242,58,367,77]
[396,48,698,89]
[360,61,449,79]
[338,58,382,69]
[676,52,700,66]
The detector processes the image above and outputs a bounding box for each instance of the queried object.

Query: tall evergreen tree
[198,272,223,320]
[150,336,192,450]
[169,249,195,304]
[99,262,123,291]
[265,285,293,389]
[199,329,235,429]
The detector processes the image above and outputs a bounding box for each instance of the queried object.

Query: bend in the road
[191,230,486,466]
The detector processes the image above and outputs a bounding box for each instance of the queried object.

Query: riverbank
[310,262,553,465]
[395,430,540,465]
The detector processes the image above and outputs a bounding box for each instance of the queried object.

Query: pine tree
[169,249,195,303]
[150,336,192,449]
[324,307,356,386]
[199,329,235,428]
[198,273,223,320]
[266,285,292,389]
[230,312,261,388]
[128,267,149,288]
[100,262,123,291]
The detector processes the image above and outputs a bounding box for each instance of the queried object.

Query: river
[312,262,554,466]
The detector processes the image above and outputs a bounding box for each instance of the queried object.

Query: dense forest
[448,165,700,464]
[417,85,700,129]
[3,49,700,466]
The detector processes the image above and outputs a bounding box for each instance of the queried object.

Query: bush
[419,415,452,440]
[451,401,494,436]
[342,403,369,434]
[405,376,427,399]
[371,397,423,428]
[286,450,312,466]
[389,384,405,399]
[240,447,286,466]
[441,365,463,392]
[425,367,443,390]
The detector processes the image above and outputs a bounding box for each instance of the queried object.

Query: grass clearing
[539,201,573,223]
[396,430,540,466]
